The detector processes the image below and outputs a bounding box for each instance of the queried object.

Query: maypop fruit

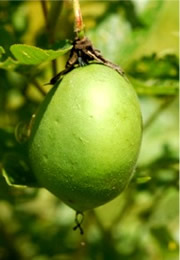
[28,64,142,212]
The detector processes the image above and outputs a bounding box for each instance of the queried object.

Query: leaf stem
[73,0,85,39]
[143,97,176,131]
[32,79,46,96]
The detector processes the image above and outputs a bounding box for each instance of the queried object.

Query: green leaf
[0,46,5,59]
[2,152,40,188]
[10,43,72,65]
[0,57,19,70]
[136,176,152,184]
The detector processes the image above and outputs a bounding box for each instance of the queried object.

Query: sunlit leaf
[10,43,72,65]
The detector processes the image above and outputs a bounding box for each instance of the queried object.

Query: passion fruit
[28,64,142,212]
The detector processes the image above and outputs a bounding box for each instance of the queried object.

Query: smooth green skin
[28,64,142,212]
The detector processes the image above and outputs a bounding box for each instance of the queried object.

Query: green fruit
[28,64,142,212]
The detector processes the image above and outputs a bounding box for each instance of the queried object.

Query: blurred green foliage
[0,1,179,260]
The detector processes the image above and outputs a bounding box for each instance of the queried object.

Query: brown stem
[40,0,49,32]
[40,0,58,76]
[48,1,63,42]
[73,0,85,39]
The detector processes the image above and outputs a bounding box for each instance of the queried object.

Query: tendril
[73,211,84,235]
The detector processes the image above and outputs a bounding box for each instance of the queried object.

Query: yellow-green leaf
[10,43,72,65]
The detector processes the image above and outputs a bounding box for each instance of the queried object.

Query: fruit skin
[28,64,142,212]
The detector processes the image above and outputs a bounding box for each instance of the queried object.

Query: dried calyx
[49,36,124,85]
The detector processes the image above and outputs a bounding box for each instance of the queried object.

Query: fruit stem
[73,0,85,39]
